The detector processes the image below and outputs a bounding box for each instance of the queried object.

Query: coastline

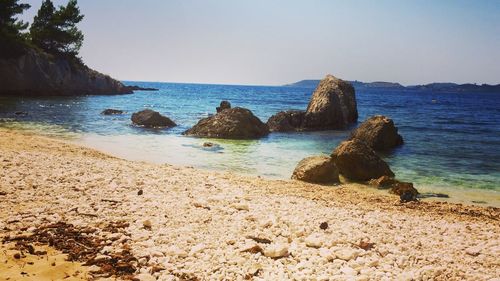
[1,128,499,280]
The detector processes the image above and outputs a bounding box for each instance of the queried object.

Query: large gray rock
[302,74,358,130]
[331,139,394,181]
[267,110,305,132]
[350,115,403,151]
[291,155,339,184]
[131,109,176,128]
[183,107,269,139]
[0,48,131,96]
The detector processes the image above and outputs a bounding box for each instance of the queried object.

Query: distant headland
[285,79,500,93]
[0,0,130,96]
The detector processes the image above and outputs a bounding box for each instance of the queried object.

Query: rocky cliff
[0,48,131,96]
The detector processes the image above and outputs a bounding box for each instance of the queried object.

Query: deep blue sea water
[1,82,499,203]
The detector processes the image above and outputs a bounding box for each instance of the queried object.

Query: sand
[0,128,499,281]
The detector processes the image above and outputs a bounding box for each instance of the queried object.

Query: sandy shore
[0,128,499,280]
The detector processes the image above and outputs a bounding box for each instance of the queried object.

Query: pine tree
[30,0,84,58]
[0,0,31,38]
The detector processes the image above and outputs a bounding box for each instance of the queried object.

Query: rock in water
[183,107,269,139]
[291,156,339,184]
[216,100,231,113]
[368,175,398,189]
[266,110,306,132]
[332,139,394,181]
[101,108,124,115]
[302,74,358,130]
[131,109,176,128]
[350,115,403,151]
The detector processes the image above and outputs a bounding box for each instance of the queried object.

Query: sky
[19,0,500,85]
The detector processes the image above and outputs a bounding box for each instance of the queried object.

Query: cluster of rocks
[292,112,418,201]
[268,74,358,132]
[98,74,358,139]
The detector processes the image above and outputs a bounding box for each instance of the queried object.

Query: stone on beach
[263,243,289,258]
[390,181,419,202]
[131,109,176,128]
[350,115,403,151]
[183,107,269,139]
[291,155,339,184]
[332,139,394,181]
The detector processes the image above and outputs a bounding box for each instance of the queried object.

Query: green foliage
[30,0,84,58]
[0,0,31,37]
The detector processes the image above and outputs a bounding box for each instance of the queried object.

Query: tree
[30,0,84,57]
[30,0,56,51]
[0,0,31,38]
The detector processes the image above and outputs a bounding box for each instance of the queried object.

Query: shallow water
[1,82,499,205]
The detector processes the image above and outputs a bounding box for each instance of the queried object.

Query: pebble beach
[1,128,499,280]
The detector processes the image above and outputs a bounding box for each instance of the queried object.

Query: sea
[1,82,499,206]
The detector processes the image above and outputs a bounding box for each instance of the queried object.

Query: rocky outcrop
[267,74,357,132]
[350,115,403,151]
[267,110,306,132]
[302,74,358,130]
[368,176,398,189]
[101,109,124,115]
[183,107,269,139]
[0,48,131,96]
[216,101,231,113]
[131,109,176,128]
[291,155,339,184]
[331,139,394,181]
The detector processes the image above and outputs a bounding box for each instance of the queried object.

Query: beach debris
[291,155,339,184]
[263,243,289,258]
[0,191,7,196]
[13,252,21,259]
[241,244,263,254]
[305,234,323,248]
[358,240,375,251]
[2,222,138,278]
[465,246,482,256]
[232,202,249,211]
[418,193,449,199]
[335,248,360,261]
[246,235,272,244]
[143,220,152,230]
[319,222,329,230]
[137,189,143,195]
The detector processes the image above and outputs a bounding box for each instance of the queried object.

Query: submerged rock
[183,107,269,139]
[302,74,358,130]
[216,100,231,113]
[266,110,305,132]
[101,108,124,115]
[291,155,339,184]
[131,109,176,128]
[350,115,403,151]
[332,139,394,181]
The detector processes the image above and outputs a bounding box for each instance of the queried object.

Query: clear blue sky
[20,0,500,85]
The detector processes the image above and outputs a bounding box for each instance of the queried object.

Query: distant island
[285,79,500,93]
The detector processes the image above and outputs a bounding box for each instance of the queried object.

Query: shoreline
[1,128,499,280]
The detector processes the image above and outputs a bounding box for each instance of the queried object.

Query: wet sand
[1,128,499,280]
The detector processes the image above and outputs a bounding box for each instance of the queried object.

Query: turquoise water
[1,82,499,203]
